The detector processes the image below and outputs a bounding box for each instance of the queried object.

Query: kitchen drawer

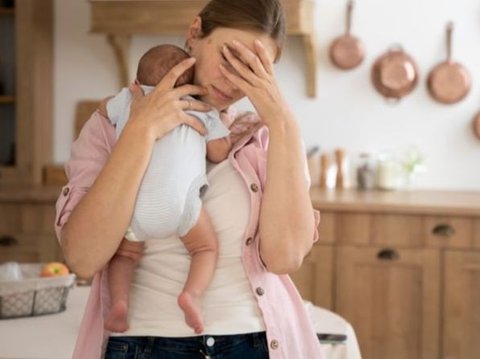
[317,211,335,244]
[0,245,41,263]
[474,219,480,250]
[424,216,473,249]
[336,213,424,247]
[0,204,56,235]
[0,234,60,263]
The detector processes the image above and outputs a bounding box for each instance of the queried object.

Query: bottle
[334,148,347,189]
[319,153,330,189]
[356,153,375,190]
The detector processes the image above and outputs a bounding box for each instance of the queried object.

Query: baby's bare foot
[178,291,204,334]
[105,301,129,333]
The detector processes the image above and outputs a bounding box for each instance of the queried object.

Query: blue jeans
[104,332,269,359]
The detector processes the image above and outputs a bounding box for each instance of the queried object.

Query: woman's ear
[186,16,202,45]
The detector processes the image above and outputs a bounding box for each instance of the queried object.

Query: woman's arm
[60,58,211,279]
[220,40,315,274]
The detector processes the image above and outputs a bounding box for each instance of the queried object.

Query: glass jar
[376,153,402,191]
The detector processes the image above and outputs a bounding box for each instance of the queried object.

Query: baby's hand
[229,112,263,146]
[98,96,114,118]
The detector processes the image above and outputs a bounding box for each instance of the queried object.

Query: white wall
[54,0,480,190]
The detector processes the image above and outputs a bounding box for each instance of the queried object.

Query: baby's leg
[178,207,218,334]
[105,239,145,333]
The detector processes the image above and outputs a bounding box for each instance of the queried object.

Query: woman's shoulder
[74,109,116,153]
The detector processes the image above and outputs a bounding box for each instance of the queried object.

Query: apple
[40,262,70,277]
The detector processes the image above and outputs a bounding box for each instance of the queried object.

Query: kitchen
[1,0,480,358]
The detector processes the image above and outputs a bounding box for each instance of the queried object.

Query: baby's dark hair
[136,44,194,87]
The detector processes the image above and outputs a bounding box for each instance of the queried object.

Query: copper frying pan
[371,45,419,102]
[427,22,471,104]
[329,0,364,70]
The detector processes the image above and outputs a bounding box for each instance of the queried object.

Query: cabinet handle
[432,224,455,238]
[0,235,19,247]
[377,248,399,261]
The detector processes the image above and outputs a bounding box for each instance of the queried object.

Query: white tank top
[117,160,265,337]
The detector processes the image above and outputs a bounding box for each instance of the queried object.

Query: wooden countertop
[1,185,479,216]
[0,185,62,203]
[310,188,480,217]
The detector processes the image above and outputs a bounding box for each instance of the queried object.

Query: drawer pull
[0,235,19,247]
[377,248,399,261]
[432,224,455,237]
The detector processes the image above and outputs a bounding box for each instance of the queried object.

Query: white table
[0,286,362,359]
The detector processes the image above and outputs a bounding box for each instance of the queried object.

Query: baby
[104,44,231,334]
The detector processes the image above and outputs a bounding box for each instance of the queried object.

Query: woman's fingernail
[223,45,229,53]
[232,40,239,47]
[255,39,263,47]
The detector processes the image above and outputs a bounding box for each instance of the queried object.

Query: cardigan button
[270,339,279,350]
[250,183,259,192]
[245,237,253,246]
[255,287,265,296]
[63,187,70,196]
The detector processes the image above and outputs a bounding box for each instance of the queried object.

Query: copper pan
[427,22,471,104]
[371,45,419,102]
[329,0,364,70]
[473,111,480,140]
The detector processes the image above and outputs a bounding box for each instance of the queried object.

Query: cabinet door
[0,0,53,185]
[443,251,480,359]
[335,246,441,359]
[290,244,334,309]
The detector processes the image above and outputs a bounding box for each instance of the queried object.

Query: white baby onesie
[107,86,230,240]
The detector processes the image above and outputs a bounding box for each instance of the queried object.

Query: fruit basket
[0,263,75,319]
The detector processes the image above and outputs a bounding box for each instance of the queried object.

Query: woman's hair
[197,0,286,62]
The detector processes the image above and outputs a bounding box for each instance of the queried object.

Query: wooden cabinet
[0,186,62,263]
[0,0,53,186]
[290,244,334,309]
[291,189,480,359]
[443,250,480,359]
[336,246,440,359]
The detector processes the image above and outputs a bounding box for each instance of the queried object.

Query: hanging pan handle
[446,21,454,62]
[346,0,354,35]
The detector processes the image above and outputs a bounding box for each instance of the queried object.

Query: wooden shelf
[0,7,15,16]
[89,0,317,97]
[0,95,15,104]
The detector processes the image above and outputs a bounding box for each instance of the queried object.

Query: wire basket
[0,263,76,319]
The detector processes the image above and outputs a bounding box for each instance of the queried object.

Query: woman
[55,0,322,357]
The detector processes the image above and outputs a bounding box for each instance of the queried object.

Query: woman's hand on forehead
[218,38,292,127]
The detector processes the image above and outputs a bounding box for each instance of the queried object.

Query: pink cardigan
[55,110,323,359]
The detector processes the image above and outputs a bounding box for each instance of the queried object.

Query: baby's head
[136,44,194,87]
